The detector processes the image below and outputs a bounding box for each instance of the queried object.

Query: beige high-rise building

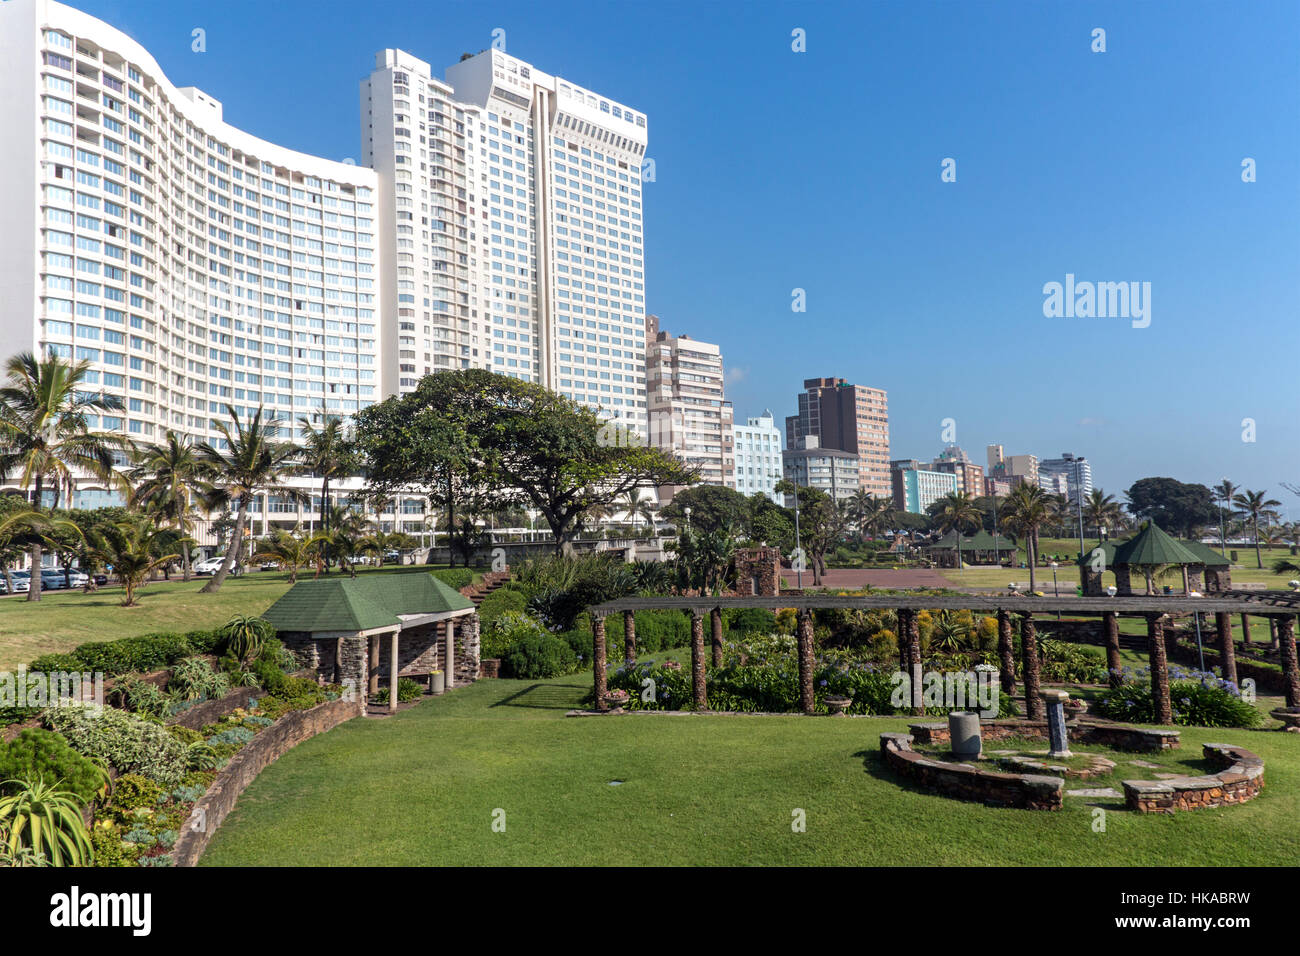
[785,377,890,495]
[646,322,733,490]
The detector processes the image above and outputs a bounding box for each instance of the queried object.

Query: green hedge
[29,629,223,679]
[477,586,527,625]
[430,568,474,591]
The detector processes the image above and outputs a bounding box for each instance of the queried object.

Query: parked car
[194,556,243,576]
[1,573,31,594]
[258,561,280,572]
[93,573,108,586]
[39,571,67,591]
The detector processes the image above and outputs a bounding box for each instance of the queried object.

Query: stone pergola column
[389,629,400,714]
[796,608,815,715]
[591,614,608,711]
[710,607,724,668]
[1269,617,1280,652]
[997,609,1016,695]
[905,607,923,714]
[1103,611,1122,689]
[369,634,380,697]
[896,609,913,678]
[1275,614,1300,708]
[444,618,456,689]
[623,610,636,666]
[1240,612,1251,650]
[690,609,707,710]
[1215,612,1238,686]
[1020,613,1043,720]
[1147,613,1172,724]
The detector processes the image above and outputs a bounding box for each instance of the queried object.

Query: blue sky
[74,0,1299,511]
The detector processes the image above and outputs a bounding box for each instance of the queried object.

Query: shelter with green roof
[1078,522,1233,596]
[920,529,1018,567]
[261,572,480,712]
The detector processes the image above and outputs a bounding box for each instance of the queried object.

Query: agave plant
[0,776,94,866]
[218,615,276,664]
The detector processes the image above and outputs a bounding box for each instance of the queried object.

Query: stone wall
[880,732,1064,810]
[735,547,781,596]
[167,686,265,731]
[1123,743,1264,813]
[173,697,363,866]
[908,719,1180,752]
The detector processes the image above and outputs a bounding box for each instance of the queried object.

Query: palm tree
[932,491,982,570]
[0,506,80,596]
[90,516,178,607]
[1232,489,1282,569]
[1000,483,1052,592]
[128,431,209,581]
[197,406,302,593]
[1212,479,1239,555]
[1082,488,1124,540]
[0,353,132,601]
[856,493,895,539]
[359,527,418,566]
[312,502,367,577]
[252,526,314,584]
[295,415,355,572]
[622,488,656,538]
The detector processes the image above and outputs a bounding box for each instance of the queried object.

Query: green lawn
[202,670,1300,867]
[0,564,483,669]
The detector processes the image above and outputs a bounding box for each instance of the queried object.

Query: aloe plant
[0,776,94,866]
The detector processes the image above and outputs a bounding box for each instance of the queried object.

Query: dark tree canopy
[1125,477,1217,538]
[660,484,752,537]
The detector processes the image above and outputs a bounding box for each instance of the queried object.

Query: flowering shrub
[1096,666,1262,728]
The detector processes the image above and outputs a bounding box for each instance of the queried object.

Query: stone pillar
[623,610,636,666]
[1240,613,1251,650]
[1104,611,1122,689]
[1215,612,1237,686]
[796,609,815,715]
[334,636,344,684]
[1276,615,1300,708]
[1147,613,1172,725]
[444,618,456,690]
[1269,616,1280,652]
[459,613,481,683]
[1042,690,1071,758]
[592,614,608,712]
[389,630,400,714]
[997,609,1016,695]
[710,607,724,668]
[905,607,923,714]
[1021,613,1043,720]
[368,634,380,697]
[690,609,707,710]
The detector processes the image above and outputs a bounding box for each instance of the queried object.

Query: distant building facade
[891,459,958,514]
[785,377,889,496]
[1039,453,1092,505]
[783,436,858,503]
[733,409,783,503]
[931,446,985,497]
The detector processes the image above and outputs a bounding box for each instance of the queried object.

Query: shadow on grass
[490,682,588,710]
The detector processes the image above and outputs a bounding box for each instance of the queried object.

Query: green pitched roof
[1175,539,1231,568]
[924,529,1016,551]
[1111,522,1201,567]
[261,572,473,633]
[1076,540,1119,568]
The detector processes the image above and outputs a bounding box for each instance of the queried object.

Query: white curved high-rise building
[0,0,383,466]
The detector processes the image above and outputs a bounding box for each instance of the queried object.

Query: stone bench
[1122,743,1264,813]
[880,732,1063,810]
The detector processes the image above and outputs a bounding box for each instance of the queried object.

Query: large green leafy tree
[749,492,795,553]
[660,484,752,537]
[1125,477,1217,538]
[353,370,504,567]
[197,405,302,593]
[776,480,840,585]
[0,352,132,601]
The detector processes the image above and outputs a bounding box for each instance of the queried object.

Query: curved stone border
[880,732,1064,810]
[172,697,363,866]
[906,719,1180,752]
[1122,743,1265,813]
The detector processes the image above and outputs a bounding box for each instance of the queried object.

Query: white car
[1,573,30,594]
[194,556,242,576]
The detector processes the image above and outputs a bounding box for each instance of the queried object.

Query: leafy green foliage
[43,705,188,787]
[0,775,94,866]
[168,656,230,701]
[371,678,425,705]
[0,729,109,804]
[502,634,579,679]
[217,615,275,663]
[1097,670,1262,728]
[476,586,527,624]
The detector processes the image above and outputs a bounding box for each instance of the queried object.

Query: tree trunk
[1,564,13,597]
[321,475,331,573]
[691,610,707,709]
[1253,517,1262,569]
[997,609,1016,695]
[1021,613,1043,720]
[1277,616,1300,708]
[1104,611,1122,689]
[1215,612,1237,686]
[796,609,814,714]
[1025,533,1037,593]
[27,475,43,602]
[201,499,246,593]
[181,537,192,582]
[1147,613,1173,724]
[592,615,608,711]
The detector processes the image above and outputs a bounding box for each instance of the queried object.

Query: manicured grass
[0,564,483,669]
[202,671,1300,867]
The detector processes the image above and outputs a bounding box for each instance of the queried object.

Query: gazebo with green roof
[921,529,1017,567]
[262,572,480,713]
[1078,521,1229,596]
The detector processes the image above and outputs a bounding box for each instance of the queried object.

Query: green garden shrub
[0,728,108,803]
[372,678,424,704]
[481,611,547,660]
[43,705,189,788]
[109,774,165,812]
[1096,671,1262,728]
[477,586,527,624]
[724,607,777,637]
[168,656,230,701]
[502,633,579,679]
[430,568,474,590]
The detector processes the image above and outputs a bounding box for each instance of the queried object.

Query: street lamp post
[791,487,803,588]
[1071,455,1086,561]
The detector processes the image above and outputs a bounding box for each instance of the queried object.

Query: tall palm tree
[622,488,656,538]
[846,489,874,541]
[1000,483,1052,592]
[0,352,132,601]
[0,506,80,597]
[197,406,302,593]
[1232,489,1282,569]
[312,502,368,577]
[295,415,355,571]
[1082,488,1124,540]
[1212,479,1239,556]
[932,491,982,569]
[128,431,209,581]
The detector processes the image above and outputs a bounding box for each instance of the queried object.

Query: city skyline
[9,0,1300,512]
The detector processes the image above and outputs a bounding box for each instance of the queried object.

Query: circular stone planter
[824,695,853,716]
[1270,707,1300,732]
[602,691,630,711]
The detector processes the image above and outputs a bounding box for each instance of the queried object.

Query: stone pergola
[262,573,481,712]
[1078,521,1233,596]
[586,592,1300,722]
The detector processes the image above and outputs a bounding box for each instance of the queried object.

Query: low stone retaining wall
[879,732,1064,810]
[1122,743,1265,813]
[166,686,265,730]
[908,719,1180,752]
[172,697,363,866]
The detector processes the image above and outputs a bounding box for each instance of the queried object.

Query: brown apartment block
[785,377,890,496]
